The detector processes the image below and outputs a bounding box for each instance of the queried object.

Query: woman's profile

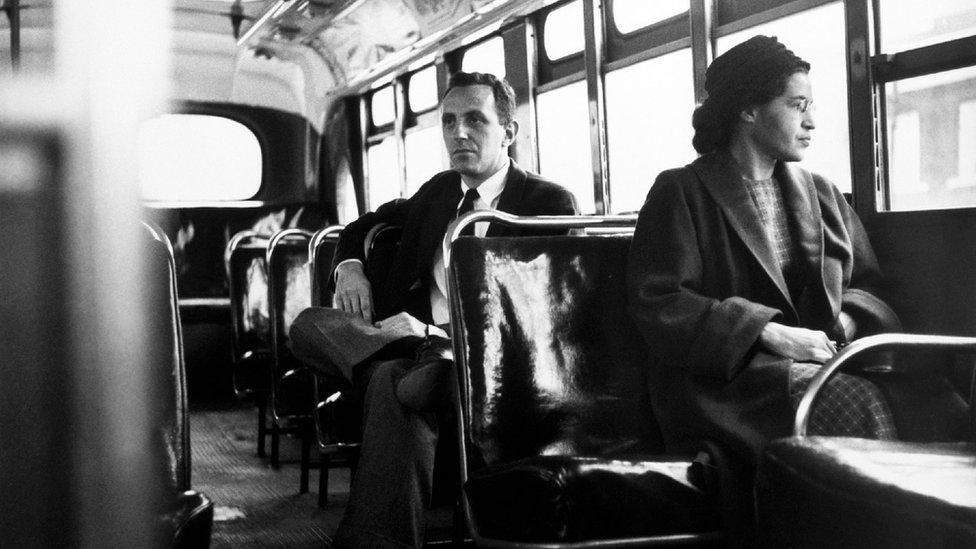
[626,35,901,464]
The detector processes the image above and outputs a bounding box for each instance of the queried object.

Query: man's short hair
[444,71,517,126]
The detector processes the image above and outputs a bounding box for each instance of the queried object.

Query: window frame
[605,0,690,65]
[536,0,586,87]
[846,0,976,218]
[340,0,976,220]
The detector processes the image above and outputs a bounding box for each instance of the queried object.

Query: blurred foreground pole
[0,0,171,546]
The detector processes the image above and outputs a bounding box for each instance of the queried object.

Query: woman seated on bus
[626,35,902,464]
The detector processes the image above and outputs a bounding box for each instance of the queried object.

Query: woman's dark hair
[692,35,810,154]
[444,71,517,126]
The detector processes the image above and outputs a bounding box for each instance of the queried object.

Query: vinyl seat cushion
[466,455,721,542]
[756,437,976,548]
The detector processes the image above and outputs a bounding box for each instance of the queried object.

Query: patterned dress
[744,176,896,440]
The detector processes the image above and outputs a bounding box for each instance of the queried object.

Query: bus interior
[1,0,975,547]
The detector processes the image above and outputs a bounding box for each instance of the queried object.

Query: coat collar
[488,159,527,237]
[692,152,824,316]
[412,159,524,277]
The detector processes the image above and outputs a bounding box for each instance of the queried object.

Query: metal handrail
[363,221,401,261]
[308,224,344,307]
[223,229,271,281]
[308,224,344,268]
[794,333,976,436]
[442,211,638,273]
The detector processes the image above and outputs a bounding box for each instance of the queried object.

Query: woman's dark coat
[626,152,899,463]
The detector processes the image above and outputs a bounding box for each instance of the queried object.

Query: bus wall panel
[866,212,976,337]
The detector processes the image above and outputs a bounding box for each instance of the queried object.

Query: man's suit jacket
[626,151,900,464]
[332,160,578,323]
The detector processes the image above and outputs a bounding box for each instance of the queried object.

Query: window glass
[138,114,262,201]
[879,0,976,52]
[543,0,584,61]
[408,66,439,113]
[371,85,396,127]
[885,67,976,211]
[366,138,401,209]
[405,125,447,196]
[717,2,850,192]
[462,36,506,79]
[612,0,687,35]
[606,48,695,213]
[537,80,595,213]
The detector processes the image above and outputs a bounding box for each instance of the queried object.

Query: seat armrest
[794,333,976,436]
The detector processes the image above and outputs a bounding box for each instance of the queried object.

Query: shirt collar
[460,158,509,207]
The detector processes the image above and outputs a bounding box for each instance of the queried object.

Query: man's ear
[503,120,519,147]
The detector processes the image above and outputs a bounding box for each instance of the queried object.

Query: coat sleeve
[830,186,902,335]
[627,171,780,383]
[516,178,580,237]
[329,197,410,287]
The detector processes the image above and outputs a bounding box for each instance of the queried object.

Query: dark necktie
[456,187,480,236]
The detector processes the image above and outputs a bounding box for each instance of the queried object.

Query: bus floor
[191,401,458,548]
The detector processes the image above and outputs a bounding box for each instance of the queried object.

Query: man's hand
[374,312,449,339]
[334,261,374,323]
[759,322,837,364]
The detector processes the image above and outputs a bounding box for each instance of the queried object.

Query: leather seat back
[310,225,343,307]
[268,229,314,420]
[143,223,214,548]
[144,225,191,494]
[364,223,403,291]
[450,234,665,470]
[226,231,272,358]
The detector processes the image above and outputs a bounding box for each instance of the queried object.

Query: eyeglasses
[790,98,814,114]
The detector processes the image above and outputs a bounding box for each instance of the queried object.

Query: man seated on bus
[290,71,578,548]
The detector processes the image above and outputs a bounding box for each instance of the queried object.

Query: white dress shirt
[429,160,509,325]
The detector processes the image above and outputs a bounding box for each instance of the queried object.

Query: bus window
[138,114,262,201]
[405,125,446,196]
[537,79,595,213]
[606,47,695,213]
[717,1,850,193]
[880,0,976,52]
[886,67,976,211]
[888,109,924,200]
[370,85,396,127]
[611,0,687,35]
[461,36,506,79]
[366,137,400,209]
[542,0,584,61]
[876,0,976,211]
[408,65,439,114]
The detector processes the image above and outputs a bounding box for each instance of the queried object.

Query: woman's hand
[759,322,837,363]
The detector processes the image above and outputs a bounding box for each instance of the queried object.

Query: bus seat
[308,223,405,507]
[447,219,724,546]
[309,225,344,308]
[307,224,363,507]
[756,334,976,548]
[224,230,274,457]
[363,222,403,292]
[144,221,214,548]
[267,229,316,492]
